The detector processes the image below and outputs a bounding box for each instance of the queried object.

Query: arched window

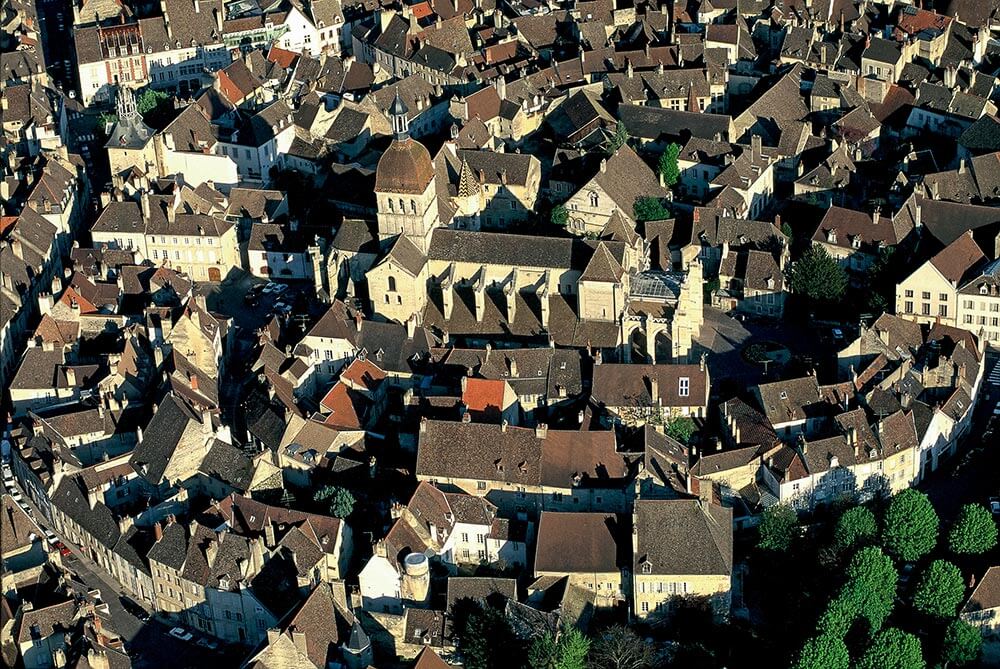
[399,198,405,212]
[388,276,397,292]
[387,198,394,212]
[410,199,417,214]
[589,191,599,207]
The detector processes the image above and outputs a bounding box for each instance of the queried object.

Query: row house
[416,420,637,518]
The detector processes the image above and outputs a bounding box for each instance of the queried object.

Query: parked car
[195,637,219,650]
[169,627,194,641]
[55,541,71,557]
[990,498,1000,516]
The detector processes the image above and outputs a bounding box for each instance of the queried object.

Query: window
[641,602,649,612]
[922,303,931,316]
[939,304,948,317]
[905,301,913,313]
[922,291,931,299]
[388,199,394,212]
[388,276,396,292]
[477,481,486,490]
[589,191,599,207]
[461,533,469,542]
[939,293,948,301]
[678,377,690,397]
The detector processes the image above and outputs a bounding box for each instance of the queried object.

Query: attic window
[678,377,690,397]
[851,236,861,249]
[981,284,989,294]
[779,391,788,400]
[249,515,256,523]
[641,562,652,574]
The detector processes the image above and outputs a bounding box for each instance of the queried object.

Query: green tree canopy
[757,504,798,552]
[793,634,850,669]
[816,591,856,638]
[527,629,590,669]
[664,416,696,444]
[633,196,670,223]
[314,485,356,518]
[453,600,522,669]
[550,204,569,227]
[948,503,998,555]
[609,121,629,151]
[785,245,848,303]
[856,628,925,669]
[912,559,965,618]
[588,625,653,669]
[135,88,175,129]
[843,546,898,635]
[833,506,878,552]
[658,143,681,187]
[941,619,982,667]
[882,489,939,562]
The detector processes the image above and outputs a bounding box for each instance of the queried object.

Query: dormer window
[779,391,788,400]
[981,284,989,295]
[851,236,861,249]
[827,229,837,243]
[641,562,652,574]
[678,377,690,397]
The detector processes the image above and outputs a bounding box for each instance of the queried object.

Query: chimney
[154,521,163,542]
[535,423,548,439]
[214,7,223,32]
[501,420,508,432]
[205,537,218,565]
[600,159,607,173]
[648,375,659,405]
[65,367,77,387]
[201,409,212,436]
[193,0,200,13]
[141,191,150,219]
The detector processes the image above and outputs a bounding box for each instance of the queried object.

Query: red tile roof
[462,378,506,417]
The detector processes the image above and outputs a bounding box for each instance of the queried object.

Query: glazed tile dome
[374,137,435,195]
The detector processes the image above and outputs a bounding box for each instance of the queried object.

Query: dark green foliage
[785,245,848,303]
[664,416,696,444]
[912,560,965,618]
[526,629,589,669]
[940,619,982,666]
[833,506,877,552]
[856,628,925,669]
[658,143,681,187]
[551,204,569,227]
[609,121,629,151]
[633,196,670,222]
[882,489,939,562]
[781,221,794,238]
[757,504,798,552]
[843,547,898,635]
[948,503,998,555]
[453,600,523,669]
[792,634,850,669]
[135,88,175,128]
[314,485,355,518]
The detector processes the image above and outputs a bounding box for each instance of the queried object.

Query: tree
[609,121,629,151]
[757,504,798,552]
[453,600,522,669]
[633,197,670,223]
[940,619,982,667]
[664,416,696,444]
[856,628,925,669]
[314,485,355,518]
[135,88,174,128]
[781,221,794,238]
[912,559,965,618]
[588,625,653,669]
[833,506,878,552]
[882,489,939,562]
[528,632,559,669]
[555,628,590,669]
[551,204,569,227]
[527,629,589,669]
[948,503,998,555]
[793,634,850,669]
[785,245,848,303]
[843,547,898,635]
[816,591,856,638]
[658,143,681,187]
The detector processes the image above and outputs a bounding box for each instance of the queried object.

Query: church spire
[116,86,138,122]
[457,158,480,198]
[390,92,410,139]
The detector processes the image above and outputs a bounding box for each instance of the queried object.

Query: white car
[990,498,1000,516]
[9,489,22,501]
[169,627,194,641]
